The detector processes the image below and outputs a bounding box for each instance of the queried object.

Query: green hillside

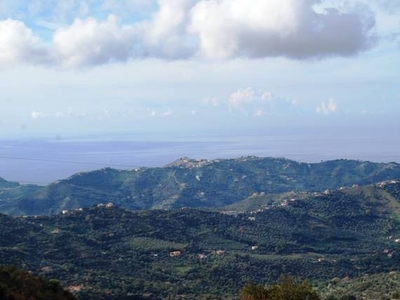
[319,271,400,299]
[1,180,400,298]
[0,265,77,300]
[1,157,400,216]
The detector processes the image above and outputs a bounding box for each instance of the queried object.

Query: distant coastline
[0,133,399,184]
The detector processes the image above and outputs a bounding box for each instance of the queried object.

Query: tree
[240,275,320,300]
[0,265,77,300]
[241,282,270,300]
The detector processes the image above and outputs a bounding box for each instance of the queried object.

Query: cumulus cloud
[189,0,376,59]
[148,108,172,117]
[0,19,48,67]
[261,92,273,101]
[0,0,379,68]
[140,0,196,58]
[31,111,58,119]
[53,15,138,67]
[316,98,338,114]
[228,87,298,116]
[229,87,255,110]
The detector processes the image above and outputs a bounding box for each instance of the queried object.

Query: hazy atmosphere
[0,0,399,181]
[2,2,400,299]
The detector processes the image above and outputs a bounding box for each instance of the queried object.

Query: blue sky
[0,0,399,140]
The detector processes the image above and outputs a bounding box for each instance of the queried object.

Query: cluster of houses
[169,249,226,258]
[97,202,114,208]
[376,180,400,189]
[61,207,83,215]
[60,202,114,216]
[166,157,213,169]
[169,246,259,258]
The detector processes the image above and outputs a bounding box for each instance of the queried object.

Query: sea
[0,131,399,184]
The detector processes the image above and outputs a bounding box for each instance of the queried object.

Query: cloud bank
[228,87,297,116]
[189,0,375,59]
[316,98,338,114]
[0,0,377,68]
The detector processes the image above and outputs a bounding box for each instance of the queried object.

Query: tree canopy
[240,276,320,300]
[0,265,76,300]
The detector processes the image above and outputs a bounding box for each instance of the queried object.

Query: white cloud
[254,109,266,117]
[316,98,338,114]
[148,108,172,117]
[0,19,48,67]
[229,87,254,110]
[53,15,138,67]
[31,111,45,119]
[189,0,376,59]
[227,87,299,116]
[141,0,196,59]
[31,110,87,119]
[261,92,273,101]
[0,0,383,68]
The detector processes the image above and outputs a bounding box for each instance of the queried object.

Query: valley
[1,157,400,299]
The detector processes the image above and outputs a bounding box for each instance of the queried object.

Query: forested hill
[1,180,400,299]
[1,157,400,215]
[0,176,19,189]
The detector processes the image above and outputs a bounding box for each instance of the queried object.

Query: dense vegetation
[320,271,400,299]
[1,157,400,216]
[0,265,76,300]
[240,276,320,300]
[1,180,400,298]
[1,157,400,298]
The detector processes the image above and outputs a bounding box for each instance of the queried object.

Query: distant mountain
[1,180,400,299]
[0,177,20,189]
[1,157,400,215]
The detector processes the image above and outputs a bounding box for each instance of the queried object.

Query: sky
[0,0,399,141]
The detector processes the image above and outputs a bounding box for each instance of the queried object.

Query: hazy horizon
[1,125,399,184]
[1,1,399,183]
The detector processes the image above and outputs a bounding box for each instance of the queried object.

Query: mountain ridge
[1,156,400,216]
